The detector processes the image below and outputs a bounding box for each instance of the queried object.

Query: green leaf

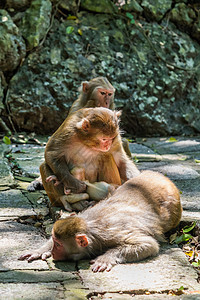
[183,222,196,233]
[195,159,200,163]
[192,261,200,267]
[133,156,139,163]
[130,19,135,24]
[3,136,11,145]
[174,233,192,244]
[66,26,74,34]
[178,286,185,291]
[167,137,178,143]
[126,12,134,20]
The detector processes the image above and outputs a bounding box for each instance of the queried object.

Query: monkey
[27,77,133,193]
[39,107,139,211]
[68,77,115,115]
[19,170,182,272]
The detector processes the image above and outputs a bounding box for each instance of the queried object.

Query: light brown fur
[40,107,139,211]
[19,171,182,271]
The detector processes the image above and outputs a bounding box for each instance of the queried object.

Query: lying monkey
[19,170,182,272]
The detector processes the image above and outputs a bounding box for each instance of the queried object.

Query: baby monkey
[19,171,182,272]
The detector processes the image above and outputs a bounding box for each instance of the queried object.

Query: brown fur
[19,171,182,269]
[68,77,115,115]
[52,170,182,271]
[40,107,139,210]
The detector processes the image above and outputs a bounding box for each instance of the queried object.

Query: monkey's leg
[98,154,121,185]
[122,138,132,158]
[40,162,68,208]
[91,236,159,272]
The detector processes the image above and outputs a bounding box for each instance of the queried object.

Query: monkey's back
[82,170,182,238]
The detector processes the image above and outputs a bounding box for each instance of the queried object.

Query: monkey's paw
[18,250,51,262]
[27,179,44,191]
[90,256,114,272]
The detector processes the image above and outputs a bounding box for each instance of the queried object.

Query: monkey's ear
[116,110,122,118]
[82,82,90,93]
[76,118,90,131]
[75,234,89,247]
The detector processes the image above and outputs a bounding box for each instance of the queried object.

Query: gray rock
[0,283,65,300]
[0,10,26,72]
[20,0,52,50]
[141,0,172,21]
[79,245,200,292]
[0,221,48,271]
[0,189,35,217]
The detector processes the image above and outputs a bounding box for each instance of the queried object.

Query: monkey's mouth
[92,147,110,152]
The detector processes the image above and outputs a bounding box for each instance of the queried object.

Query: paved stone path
[1,136,200,299]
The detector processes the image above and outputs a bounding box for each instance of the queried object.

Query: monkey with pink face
[19,170,182,272]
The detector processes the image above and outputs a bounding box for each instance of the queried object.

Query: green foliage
[66,26,74,34]
[167,137,178,143]
[174,233,192,244]
[174,222,196,244]
[192,260,200,267]
[182,222,196,233]
[3,136,11,145]
[126,12,135,24]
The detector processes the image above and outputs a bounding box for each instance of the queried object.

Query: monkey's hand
[65,180,87,194]
[90,253,116,272]
[46,175,61,186]
[18,238,53,262]
[18,250,51,262]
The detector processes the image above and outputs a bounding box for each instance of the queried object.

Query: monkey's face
[93,87,114,108]
[91,134,116,152]
[51,233,68,261]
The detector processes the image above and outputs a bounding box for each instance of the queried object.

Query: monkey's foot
[27,178,44,191]
[61,193,89,204]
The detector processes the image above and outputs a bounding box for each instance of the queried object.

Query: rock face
[0,10,26,72]
[0,0,200,136]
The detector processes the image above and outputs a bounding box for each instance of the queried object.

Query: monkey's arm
[18,238,53,262]
[45,153,87,193]
[112,137,140,181]
[91,236,159,272]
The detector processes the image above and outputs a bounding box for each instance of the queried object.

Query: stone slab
[0,270,78,283]
[0,189,35,217]
[78,245,200,293]
[91,293,200,299]
[182,210,200,222]
[0,283,65,300]
[141,137,200,155]
[10,144,45,177]
[175,179,200,211]
[139,162,200,180]
[0,221,48,270]
[0,158,15,187]
[129,143,156,154]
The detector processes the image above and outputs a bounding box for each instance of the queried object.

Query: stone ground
[1,135,200,299]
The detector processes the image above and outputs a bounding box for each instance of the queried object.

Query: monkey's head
[81,77,115,109]
[52,216,89,261]
[76,107,121,152]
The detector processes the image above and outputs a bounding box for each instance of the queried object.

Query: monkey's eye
[108,93,112,96]
[55,242,61,247]
[100,92,106,95]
